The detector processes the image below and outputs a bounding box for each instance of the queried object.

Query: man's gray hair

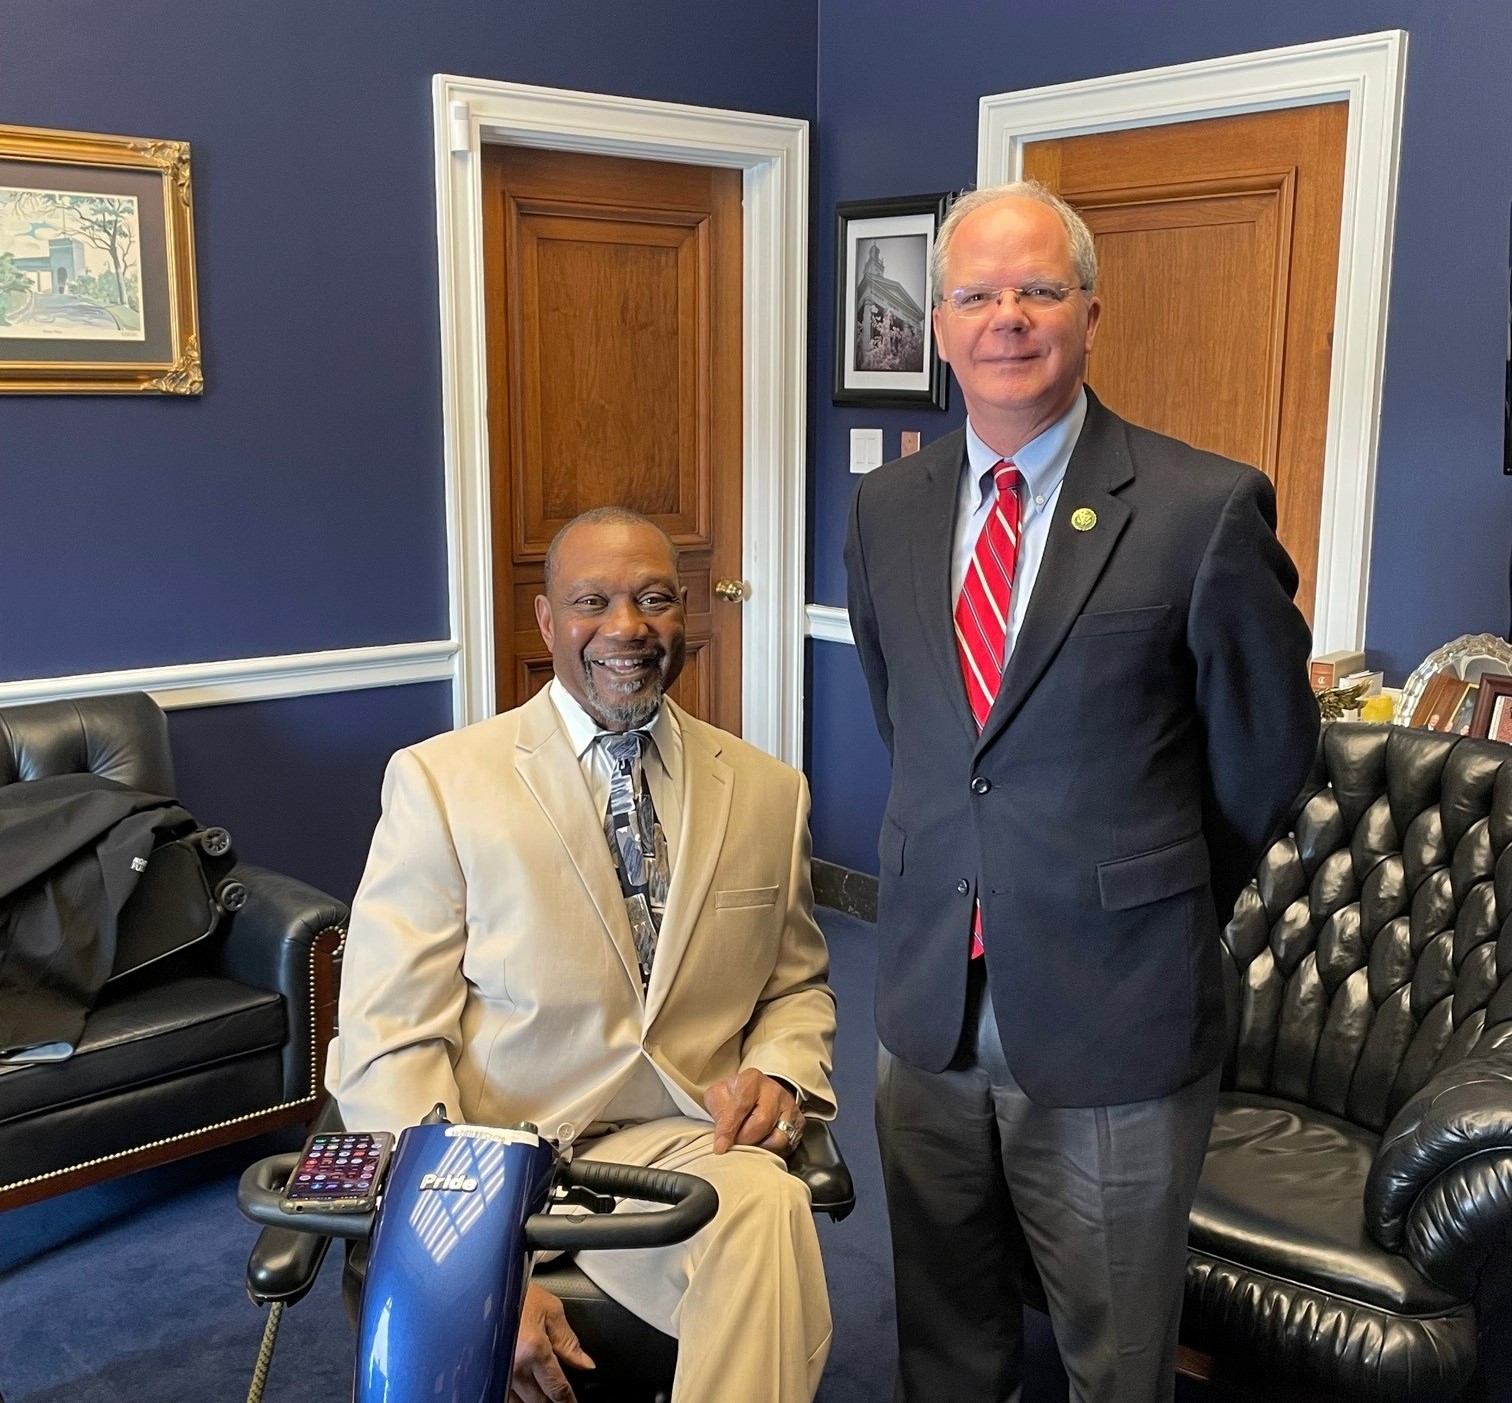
[930,180,1098,303]
[543,506,680,593]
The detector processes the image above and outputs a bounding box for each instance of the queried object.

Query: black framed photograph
[832,193,949,409]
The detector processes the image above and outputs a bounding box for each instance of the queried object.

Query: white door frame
[432,75,810,765]
[979,30,1408,654]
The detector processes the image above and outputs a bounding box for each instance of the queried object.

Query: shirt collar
[964,386,1087,509]
[547,676,680,775]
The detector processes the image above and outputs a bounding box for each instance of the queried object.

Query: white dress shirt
[951,388,1088,666]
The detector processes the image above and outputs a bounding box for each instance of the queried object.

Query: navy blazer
[844,390,1318,1107]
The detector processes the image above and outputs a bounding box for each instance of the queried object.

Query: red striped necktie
[954,459,1021,958]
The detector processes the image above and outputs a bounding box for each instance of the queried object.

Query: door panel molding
[506,199,709,560]
[434,76,809,765]
[1074,176,1294,488]
[980,30,1407,654]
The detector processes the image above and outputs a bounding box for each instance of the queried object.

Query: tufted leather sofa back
[1222,721,1512,1133]
[0,691,175,795]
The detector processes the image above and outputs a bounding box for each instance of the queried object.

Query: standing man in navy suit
[844,182,1318,1403]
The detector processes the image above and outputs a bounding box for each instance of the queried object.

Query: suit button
[956,879,970,895]
[971,776,991,795]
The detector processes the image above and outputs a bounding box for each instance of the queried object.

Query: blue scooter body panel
[356,1122,557,1403]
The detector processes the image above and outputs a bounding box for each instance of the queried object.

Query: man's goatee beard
[588,678,664,731]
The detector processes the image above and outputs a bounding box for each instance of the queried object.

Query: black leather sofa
[1184,721,1512,1400]
[0,691,347,1211]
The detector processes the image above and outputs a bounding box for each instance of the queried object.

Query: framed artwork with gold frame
[0,122,201,393]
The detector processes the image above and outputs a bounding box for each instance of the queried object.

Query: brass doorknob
[714,578,750,603]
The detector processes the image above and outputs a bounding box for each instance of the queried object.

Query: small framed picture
[1410,671,1473,733]
[0,121,201,393]
[1469,673,1512,743]
[1449,682,1480,736]
[832,193,950,409]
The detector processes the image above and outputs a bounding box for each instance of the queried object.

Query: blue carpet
[1,910,1503,1401]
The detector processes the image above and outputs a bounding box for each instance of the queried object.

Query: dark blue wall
[805,639,892,874]
[4,1,816,900]
[9,1,1511,889]
[165,683,453,902]
[807,0,1512,874]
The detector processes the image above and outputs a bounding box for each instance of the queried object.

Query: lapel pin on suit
[1071,507,1097,532]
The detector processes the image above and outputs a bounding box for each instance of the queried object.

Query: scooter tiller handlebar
[527,1157,718,1250]
[237,1149,719,1250]
[238,1152,376,1240]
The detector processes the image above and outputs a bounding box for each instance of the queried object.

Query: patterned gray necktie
[601,730,670,987]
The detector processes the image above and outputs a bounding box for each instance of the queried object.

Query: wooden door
[482,145,744,731]
[1025,103,1347,621]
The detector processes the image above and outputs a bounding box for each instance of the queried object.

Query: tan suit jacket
[328,689,836,1144]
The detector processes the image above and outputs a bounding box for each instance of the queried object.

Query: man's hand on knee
[511,1282,594,1403]
[704,1068,805,1157]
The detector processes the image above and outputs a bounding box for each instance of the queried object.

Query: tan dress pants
[571,1117,832,1403]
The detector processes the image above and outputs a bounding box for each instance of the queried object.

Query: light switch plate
[850,428,884,474]
[901,431,921,456]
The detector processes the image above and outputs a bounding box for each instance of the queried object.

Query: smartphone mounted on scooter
[279,1130,394,1214]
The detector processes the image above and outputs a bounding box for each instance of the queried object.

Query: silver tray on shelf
[1395,633,1512,727]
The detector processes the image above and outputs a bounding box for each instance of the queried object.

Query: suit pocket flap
[1097,834,1209,911]
[716,886,780,910]
[1068,604,1171,638]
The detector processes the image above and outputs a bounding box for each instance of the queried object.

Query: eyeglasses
[942,282,1086,316]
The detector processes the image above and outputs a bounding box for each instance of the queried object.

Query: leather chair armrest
[214,865,348,994]
[246,1225,333,1308]
[1398,1148,1512,1298]
[790,1119,855,1222]
[1366,1025,1512,1295]
[214,864,348,1102]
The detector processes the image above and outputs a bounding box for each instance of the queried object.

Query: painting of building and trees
[0,185,145,341]
[853,235,926,373]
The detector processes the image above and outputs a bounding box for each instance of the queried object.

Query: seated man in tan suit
[328,506,836,1403]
